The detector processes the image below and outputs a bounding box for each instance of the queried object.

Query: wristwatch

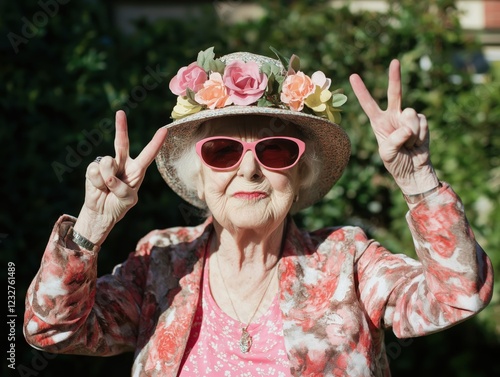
[69,227,97,251]
[403,183,442,204]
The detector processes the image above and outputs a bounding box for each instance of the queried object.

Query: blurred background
[1,0,499,375]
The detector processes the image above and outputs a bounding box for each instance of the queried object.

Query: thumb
[378,126,412,162]
[135,127,168,169]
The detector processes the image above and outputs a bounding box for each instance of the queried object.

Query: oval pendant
[239,328,252,353]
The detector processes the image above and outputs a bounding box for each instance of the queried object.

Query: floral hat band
[169,47,348,123]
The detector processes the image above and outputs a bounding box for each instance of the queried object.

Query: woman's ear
[296,162,308,191]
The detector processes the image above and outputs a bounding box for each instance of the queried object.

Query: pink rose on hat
[223,60,268,106]
[169,62,208,96]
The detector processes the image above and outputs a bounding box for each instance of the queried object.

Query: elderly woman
[24,49,493,376]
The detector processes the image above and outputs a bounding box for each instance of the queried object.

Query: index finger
[114,110,130,169]
[135,127,168,169]
[349,73,381,119]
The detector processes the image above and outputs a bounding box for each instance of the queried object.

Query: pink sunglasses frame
[195,136,306,171]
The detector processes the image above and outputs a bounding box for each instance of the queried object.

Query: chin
[228,207,285,230]
[210,197,291,230]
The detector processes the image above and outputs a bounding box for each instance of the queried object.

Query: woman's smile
[232,191,268,200]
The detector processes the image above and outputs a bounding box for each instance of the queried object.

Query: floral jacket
[24,184,493,376]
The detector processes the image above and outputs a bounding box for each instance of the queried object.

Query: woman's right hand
[73,110,168,245]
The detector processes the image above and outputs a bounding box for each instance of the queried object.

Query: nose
[237,150,262,180]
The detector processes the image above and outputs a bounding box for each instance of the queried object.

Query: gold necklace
[215,251,278,353]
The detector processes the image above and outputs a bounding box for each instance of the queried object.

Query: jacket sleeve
[23,215,150,355]
[356,183,494,338]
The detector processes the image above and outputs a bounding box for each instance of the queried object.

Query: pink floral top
[24,184,493,376]
[178,250,292,376]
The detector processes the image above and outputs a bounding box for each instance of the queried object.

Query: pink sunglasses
[195,136,306,171]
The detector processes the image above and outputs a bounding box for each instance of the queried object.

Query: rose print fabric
[24,183,493,376]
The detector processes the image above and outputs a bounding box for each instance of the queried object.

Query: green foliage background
[1,0,499,375]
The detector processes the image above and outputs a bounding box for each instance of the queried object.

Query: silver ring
[94,156,103,164]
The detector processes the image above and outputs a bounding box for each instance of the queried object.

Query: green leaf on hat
[209,59,225,74]
[331,93,347,107]
[275,75,285,84]
[261,62,272,76]
[197,46,216,71]
[261,62,282,77]
[185,88,198,103]
[269,46,290,70]
[263,60,284,95]
[275,74,285,93]
[266,73,275,93]
[257,97,273,107]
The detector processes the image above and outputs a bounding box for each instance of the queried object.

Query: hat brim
[155,106,351,213]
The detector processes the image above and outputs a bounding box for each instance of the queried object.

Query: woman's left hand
[349,59,439,195]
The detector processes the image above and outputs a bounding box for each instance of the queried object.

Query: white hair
[171,126,211,194]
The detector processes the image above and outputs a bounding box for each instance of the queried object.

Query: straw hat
[155,48,351,212]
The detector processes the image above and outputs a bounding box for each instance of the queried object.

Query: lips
[232,191,268,200]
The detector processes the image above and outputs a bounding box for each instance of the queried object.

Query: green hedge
[2,0,498,376]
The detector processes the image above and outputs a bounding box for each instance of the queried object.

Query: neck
[211,217,287,271]
[208,219,286,327]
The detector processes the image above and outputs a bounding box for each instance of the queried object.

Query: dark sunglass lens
[201,139,243,169]
[256,139,299,168]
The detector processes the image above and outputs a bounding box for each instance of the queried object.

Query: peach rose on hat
[195,72,232,109]
[280,72,315,111]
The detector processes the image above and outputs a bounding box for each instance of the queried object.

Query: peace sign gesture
[349,59,440,196]
[74,110,168,245]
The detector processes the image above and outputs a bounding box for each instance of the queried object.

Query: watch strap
[70,227,97,251]
[403,183,442,204]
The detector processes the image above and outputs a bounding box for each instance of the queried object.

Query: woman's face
[196,116,302,230]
